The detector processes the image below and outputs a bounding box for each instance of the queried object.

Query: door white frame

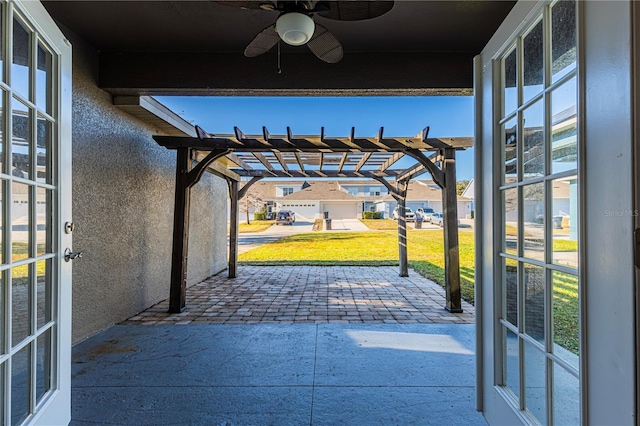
[477,0,636,424]
[2,1,72,424]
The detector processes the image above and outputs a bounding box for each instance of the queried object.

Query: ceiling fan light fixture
[276,12,315,46]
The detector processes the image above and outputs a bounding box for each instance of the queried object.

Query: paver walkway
[123,265,475,325]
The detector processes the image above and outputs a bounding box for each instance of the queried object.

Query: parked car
[415,207,434,220]
[432,213,461,227]
[424,211,440,223]
[392,207,416,221]
[430,212,444,226]
[275,210,295,225]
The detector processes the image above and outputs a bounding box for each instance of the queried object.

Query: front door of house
[1,0,72,424]
[477,0,636,424]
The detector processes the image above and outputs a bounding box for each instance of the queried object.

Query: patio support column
[169,147,192,313]
[442,148,462,312]
[373,175,409,277]
[396,180,409,277]
[168,148,231,313]
[228,179,239,278]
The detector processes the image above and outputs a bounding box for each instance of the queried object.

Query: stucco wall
[68,30,227,343]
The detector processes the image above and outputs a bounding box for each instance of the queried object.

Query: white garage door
[323,203,358,219]
[279,203,318,221]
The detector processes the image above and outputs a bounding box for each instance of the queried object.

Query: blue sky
[154,96,475,181]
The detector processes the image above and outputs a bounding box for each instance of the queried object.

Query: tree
[239,192,263,224]
[456,180,470,196]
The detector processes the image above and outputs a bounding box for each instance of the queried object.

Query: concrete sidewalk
[71,323,485,425]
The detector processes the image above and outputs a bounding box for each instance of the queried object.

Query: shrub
[362,211,382,219]
[254,212,266,220]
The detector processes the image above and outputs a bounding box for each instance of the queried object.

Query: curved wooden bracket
[404,149,445,188]
[186,149,231,188]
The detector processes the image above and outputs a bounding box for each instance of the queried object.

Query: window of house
[368,187,381,196]
[282,187,294,196]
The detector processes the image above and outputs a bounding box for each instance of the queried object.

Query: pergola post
[397,180,409,277]
[442,148,462,312]
[168,148,231,313]
[169,147,192,313]
[228,179,239,278]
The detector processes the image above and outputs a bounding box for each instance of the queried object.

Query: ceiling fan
[216,1,395,63]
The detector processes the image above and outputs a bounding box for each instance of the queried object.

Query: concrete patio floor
[71,266,483,425]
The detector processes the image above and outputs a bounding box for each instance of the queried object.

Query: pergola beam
[354,152,372,173]
[272,151,291,175]
[337,153,348,173]
[378,152,404,172]
[154,135,473,152]
[231,169,404,178]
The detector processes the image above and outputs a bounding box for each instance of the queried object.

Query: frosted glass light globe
[276,12,315,46]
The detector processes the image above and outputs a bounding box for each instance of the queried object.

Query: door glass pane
[12,263,30,346]
[36,188,50,256]
[552,177,578,269]
[0,6,4,82]
[503,117,518,180]
[504,259,518,326]
[503,48,517,116]
[0,273,4,352]
[12,182,30,261]
[0,90,5,174]
[523,183,544,261]
[503,188,518,256]
[36,259,51,328]
[36,43,52,114]
[552,270,579,369]
[36,328,52,403]
[11,345,30,426]
[12,97,30,179]
[523,100,544,180]
[523,20,544,103]
[551,0,576,83]
[524,341,547,425]
[553,363,579,425]
[36,116,51,184]
[505,327,520,400]
[0,362,4,421]
[0,180,4,263]
[524,264,545,343]
[551,77,577,173]
[12,18,30,101]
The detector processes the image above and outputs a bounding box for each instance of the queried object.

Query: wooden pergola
[153,125,473,315]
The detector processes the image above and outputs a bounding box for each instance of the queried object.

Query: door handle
[64,248,83,262]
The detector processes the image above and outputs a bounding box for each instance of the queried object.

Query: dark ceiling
[42,1,516,96]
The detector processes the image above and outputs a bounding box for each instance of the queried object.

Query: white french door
[0,1,71,425]
[477,0,636,424]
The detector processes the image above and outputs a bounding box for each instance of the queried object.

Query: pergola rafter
[154,125,472,314]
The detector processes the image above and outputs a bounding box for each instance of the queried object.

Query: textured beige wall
[68,29,227,343]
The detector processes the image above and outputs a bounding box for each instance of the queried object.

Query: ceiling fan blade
[307,23,343,63]
[314,1,394,21]
[244,24,280,57]
[216,1,277,11]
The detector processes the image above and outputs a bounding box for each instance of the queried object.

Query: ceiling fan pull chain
[277,40,282,74]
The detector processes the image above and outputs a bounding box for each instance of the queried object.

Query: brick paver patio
[123,265,475,325]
